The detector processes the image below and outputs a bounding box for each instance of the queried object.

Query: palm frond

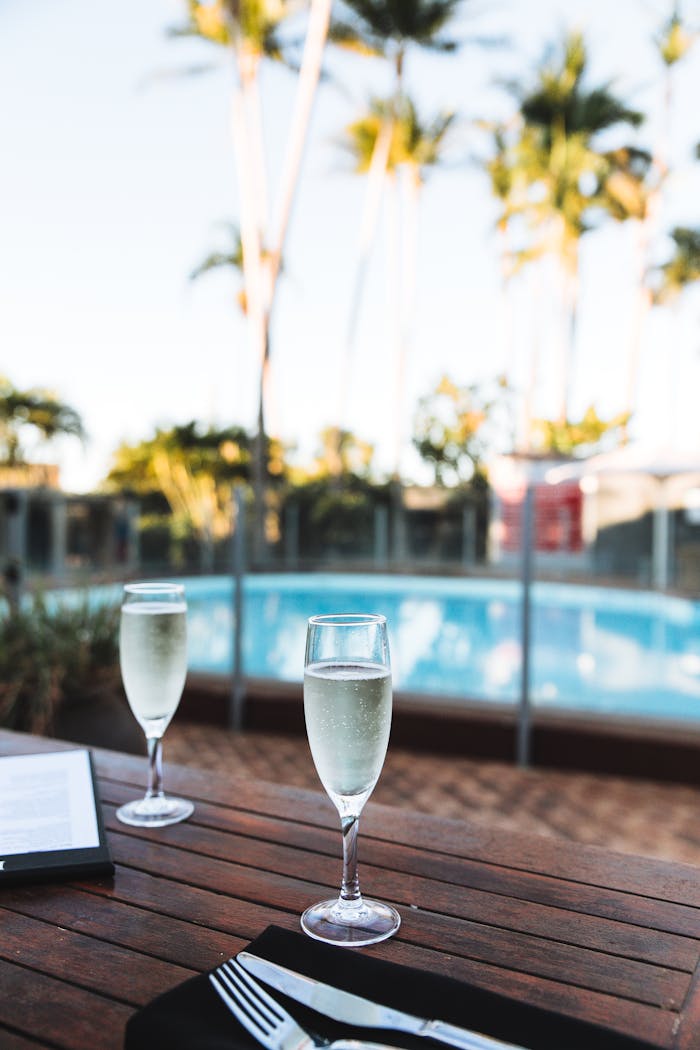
[652,226,700,303]
[189,252,241,281]
[339,0,461,48]
[328,17,385,55]
[136,63,221,91]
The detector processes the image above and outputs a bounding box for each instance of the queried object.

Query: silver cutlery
[238,953,527,1050]
[209,958,406,1050]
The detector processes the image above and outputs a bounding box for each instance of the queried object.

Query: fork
[209,958,406,1050]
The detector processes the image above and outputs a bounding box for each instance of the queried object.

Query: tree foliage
[333,0,462,68]
[0,376,85,467]
[286,428,387,559]
[0,596,121,735]
[343,95,455,178]
[655,7,697,67]
[412,374,511,486]
[104,421,285,548]
[653,226,700,304]
[482,31,652,431]
[529,406,630,457]
[496,31,649,273]
[170,0,292,63]
[290,426,375,482]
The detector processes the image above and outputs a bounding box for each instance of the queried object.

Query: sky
[1,0,699,492]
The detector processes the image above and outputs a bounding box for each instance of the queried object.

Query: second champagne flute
[117,581,194,828]
[301,612,401,946]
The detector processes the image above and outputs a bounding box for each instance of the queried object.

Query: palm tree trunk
[498,225,516,371]
[246,2,332,557]
[230,80,268,562]
[394,166,420,475]
[624,218,655,442]
[245,68,270,236]
[387,173,403,479]
[230,80,267,397]
[402,168,419,351]
[267,0,332,301]
[230,4,332,562]
[559,250,580,426]
[522,264,544,453]
[338,119,393,437]
[623,59,672,442]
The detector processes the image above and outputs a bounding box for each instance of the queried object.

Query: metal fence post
[284,502,299,568]
[462,503,476,566]
[3,490,27,611]
[230,487,246,731]
[374,504,389,566]
[517,483,535,767]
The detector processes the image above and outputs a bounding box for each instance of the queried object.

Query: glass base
[116,794,194,828]
[301,896,401,946]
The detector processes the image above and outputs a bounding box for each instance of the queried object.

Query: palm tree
[190,221,246,306]
[341,94,455,475]
[0,376,85,467]
[105,421,280,571]
[621,4,698,436]
[331,0,463,475]
[481,118,533,445]
[171,0,333,559]
[656,4,697,159]
[497,31,647,429]
[650,225,700,444]
[334,0,462,88]
[190,221,286,319]
[653,226,700,303]
[389,97,455,476]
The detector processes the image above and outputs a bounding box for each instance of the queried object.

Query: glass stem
[339,814,361,905]
[145,737,164,800]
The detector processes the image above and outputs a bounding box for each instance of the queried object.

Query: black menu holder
[0,748,114,886]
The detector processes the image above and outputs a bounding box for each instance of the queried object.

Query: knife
[237,952,527,1050]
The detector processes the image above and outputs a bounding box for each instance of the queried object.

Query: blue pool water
[176,573,700,724]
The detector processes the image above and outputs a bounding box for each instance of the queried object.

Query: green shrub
[0,595,122,734]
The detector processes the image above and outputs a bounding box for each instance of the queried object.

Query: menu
[0,749,114,884]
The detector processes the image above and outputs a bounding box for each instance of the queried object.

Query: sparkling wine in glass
[301,613,401,946]
[116,581,194,828]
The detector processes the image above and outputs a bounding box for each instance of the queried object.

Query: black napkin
[124,925,659,1050]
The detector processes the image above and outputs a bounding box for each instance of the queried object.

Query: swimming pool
[176,573,700,724]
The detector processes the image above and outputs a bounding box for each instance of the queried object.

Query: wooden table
[1,728,700,1049]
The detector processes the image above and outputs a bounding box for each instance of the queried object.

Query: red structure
[499,481,583,554]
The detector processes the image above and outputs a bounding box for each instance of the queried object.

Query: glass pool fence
[6,475,700,763]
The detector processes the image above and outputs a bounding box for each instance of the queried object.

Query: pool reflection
[181,573,700,722]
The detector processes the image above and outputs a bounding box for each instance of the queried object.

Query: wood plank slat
[0,1033,54,1049]
[673,960,700,1049]
[374,938,679,1049]
[0,907,193,1007]
[0,881,244,972]
[81,858,304,947]
[395,907,689,1010]
[0,959,133,1050]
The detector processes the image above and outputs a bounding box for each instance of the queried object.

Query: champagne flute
[116,581,194,828]
[301,613,401,946]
